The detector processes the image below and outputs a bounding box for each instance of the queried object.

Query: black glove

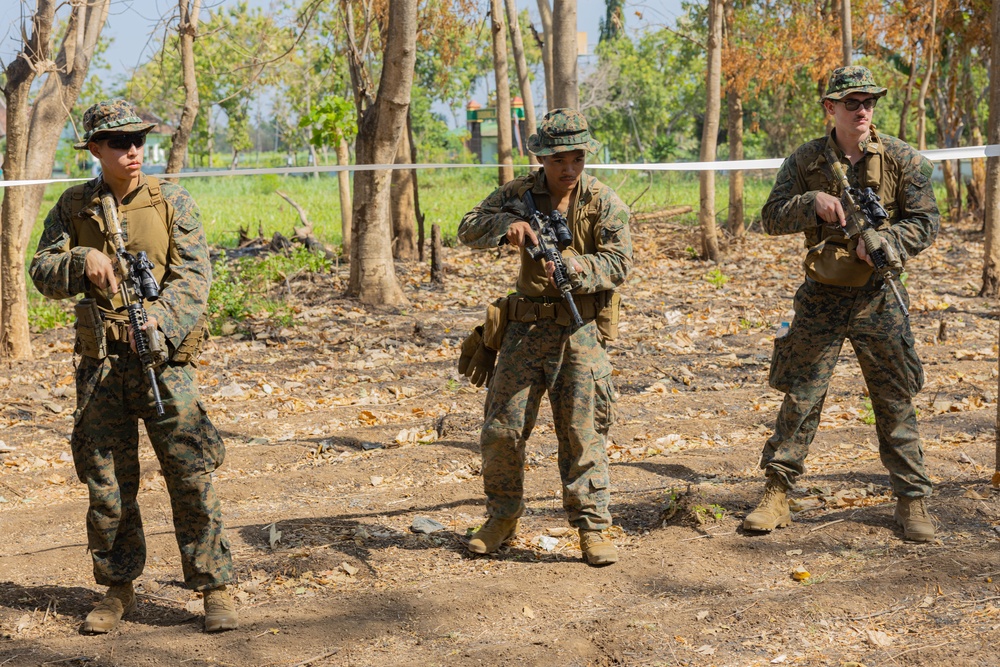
[458,326,497,388]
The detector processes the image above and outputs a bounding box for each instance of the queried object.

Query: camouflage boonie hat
[527,108,601,156]
[74,99,155,149]
[822,66,887,101]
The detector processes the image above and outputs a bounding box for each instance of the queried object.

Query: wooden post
[430,224,444,284]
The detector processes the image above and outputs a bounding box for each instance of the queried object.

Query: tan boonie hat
[74,99,156,149]
[527,108,602,156]
[822,66,888,101]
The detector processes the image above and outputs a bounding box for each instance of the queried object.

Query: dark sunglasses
[105,132,147,150]
[838,97,878,111]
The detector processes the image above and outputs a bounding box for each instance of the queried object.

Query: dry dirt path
[0,220,998,666]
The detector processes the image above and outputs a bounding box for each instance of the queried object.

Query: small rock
[410,516,446,534]
[215,383,245,398]
[535,535,559,552]
[340,562,358,576]
[361,441,383,451]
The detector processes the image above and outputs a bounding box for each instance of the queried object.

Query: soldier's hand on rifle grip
[505,221,538,248]
[84,249,119,294]
[814,191,846,228]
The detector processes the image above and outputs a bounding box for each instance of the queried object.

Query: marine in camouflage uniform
[745,67,939,541]
[457,109,632,565]
[29,100,238,632]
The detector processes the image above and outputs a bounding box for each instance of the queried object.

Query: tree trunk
[491,0,515,185]
[916,0,937,151]
[347,0,417,306]
[337,138,352,256]
[430,224,444,284]
[165,0,202,179]
[979,0,1000,298]
[20,0,111,253]
[699,0,723,262]
[551,0,578,109]
[506,0,538,163]
[2,1,57,360]
[899,41,919,142]
[727,86,745,239]
[840,0,852,65]
[391,111,417,261]
[535,0,554,109]
[407,114,426,262]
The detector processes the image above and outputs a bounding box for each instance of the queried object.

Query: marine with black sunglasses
[29,99,238,634]
[743,66,940,543]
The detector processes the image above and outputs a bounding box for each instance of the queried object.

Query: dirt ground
[0,215,998,667]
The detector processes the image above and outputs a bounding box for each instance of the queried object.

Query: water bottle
[775,321,790,339]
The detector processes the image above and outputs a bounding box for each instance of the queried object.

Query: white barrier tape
[2,144,999,189]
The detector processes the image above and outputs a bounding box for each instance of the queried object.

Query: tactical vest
[802,128,899,287]
[512,171,601,298]
[69,176,207,361]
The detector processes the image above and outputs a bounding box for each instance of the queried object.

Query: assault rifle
[830,162,909,318]
[100,190,168,416]
[514,191,584,329]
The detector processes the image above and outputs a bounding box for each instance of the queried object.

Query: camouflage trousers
[72,344,233,590]
[762,277,931,497]
[480,318,616,530]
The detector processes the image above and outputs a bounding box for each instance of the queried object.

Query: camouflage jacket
[458,170,632,298]
[29,174,212,351]
[761,127,939,266]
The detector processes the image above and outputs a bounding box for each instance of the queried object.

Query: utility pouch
[172,314,208,363]
[768,331,795,394]
[74,298,107,359]
[803,239,873,287]
[482,297,509,351]
[595,291,621,342]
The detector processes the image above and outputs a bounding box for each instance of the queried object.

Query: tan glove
[458,326,497,388]
[860,228,903,272]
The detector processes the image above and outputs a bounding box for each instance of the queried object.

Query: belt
[805,275,884,292]
[507,292,605,324]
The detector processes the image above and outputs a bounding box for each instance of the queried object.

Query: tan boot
[81,582,136,634]
[894,496,935,542]
[743,478,792,532]
[467,517,518,554]
[203,585,238,632]
[579,529,618,566]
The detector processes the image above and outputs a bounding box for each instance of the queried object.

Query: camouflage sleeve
[760,154,822,236]
[881,152,939,263]
[570,188,633,293]
[145,183,211,349]
[457,183,525,249]
[29,193,92,300]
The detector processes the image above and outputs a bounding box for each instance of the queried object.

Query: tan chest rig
[70,177,207,362]
[802,130,900,287]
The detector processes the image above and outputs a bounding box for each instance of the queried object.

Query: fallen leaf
[865,629,893,647]
[522,605,535,619]
[792,566,810,581]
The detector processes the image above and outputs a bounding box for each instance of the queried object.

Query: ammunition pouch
[74,298,107,359]
[482,297,509,351]
[803,238,873,287]
[172,314,208,363]
[506,290,622,341]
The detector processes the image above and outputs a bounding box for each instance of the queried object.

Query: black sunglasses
[838,97,878,111]
[105,132,147,150]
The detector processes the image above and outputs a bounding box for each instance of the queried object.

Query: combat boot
[203,585,238,632]
[743,478,792,532]
[81,582,136,634]
[467,517,518,554]
[894,496,935,542]
[579,529,618,566]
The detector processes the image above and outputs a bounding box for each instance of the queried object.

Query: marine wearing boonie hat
[527,108,602,156]
[822,66,888,101]
[74,99,156,149]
